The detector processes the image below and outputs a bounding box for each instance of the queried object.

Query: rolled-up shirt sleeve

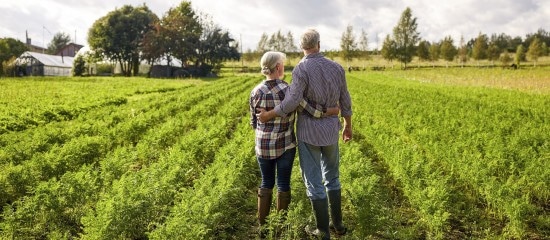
[339,69,353,117]
[249,91,259,129]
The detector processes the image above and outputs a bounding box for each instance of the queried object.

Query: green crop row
[348,72,549,239]
[0,76,259,239]
[0,77,242,206]
[0,77,197,133]
[1,72,546,239]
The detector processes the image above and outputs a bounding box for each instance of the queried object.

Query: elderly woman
[249,51,337,234]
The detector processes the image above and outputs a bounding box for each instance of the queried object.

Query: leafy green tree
[47,32,71,55]
[472,33,488,65]
[381,34,397,66]
[527,37,543,67]
[439,36,457,66]
[0,38,28,76]
[285,31,298,52]
[255,30,297,53]
[458,35,468,67]
[162,1,202,67]
[72,54,86,76]
[515,45,525,67]
[138,15,165,66]
[340,24,357,65]
[256,33,269,53]
[195,19,240,74]
[524,28,550,52]
[392,7,420,69]
[269,30,285,52]
[490,33,512,53]
[357,28,369,64]
[417,40,430,62]
[500,50,512,67]
[542,42,549,56]
[429,42,439,67]
[88,4,157,76]
[0,40,9,76]
[510,36,523,51]
[487,43,501,66]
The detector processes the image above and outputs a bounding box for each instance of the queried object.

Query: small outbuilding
[14,51,74,76]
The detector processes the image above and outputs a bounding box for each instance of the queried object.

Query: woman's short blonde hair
[260,51,286,76]
[300,29,320,50]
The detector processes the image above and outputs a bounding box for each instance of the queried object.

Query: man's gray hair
[300,29,320,50]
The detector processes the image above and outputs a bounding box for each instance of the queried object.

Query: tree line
[1,1,240,77]
[246,7,549,70]
[82,1,240,76]
[2,5,550,77]
[348,8,550,69]
[377,8,550,69]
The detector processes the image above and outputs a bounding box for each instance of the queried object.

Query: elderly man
[258,28,352,239]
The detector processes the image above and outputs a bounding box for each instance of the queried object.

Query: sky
[1,0,549,52]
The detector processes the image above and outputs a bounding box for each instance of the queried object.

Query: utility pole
[42,26,52,53]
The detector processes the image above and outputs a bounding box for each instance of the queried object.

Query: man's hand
[257,108,276,123]
[342,127,352,143]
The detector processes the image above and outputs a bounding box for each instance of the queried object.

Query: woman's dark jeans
[257,147,296,192]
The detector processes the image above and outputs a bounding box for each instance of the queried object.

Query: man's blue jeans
[298,141,341,200]
[257,147,296,192]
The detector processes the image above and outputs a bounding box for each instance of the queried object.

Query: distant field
[370,67,550,94]
[227,54,550,69]
[0,72,548,239]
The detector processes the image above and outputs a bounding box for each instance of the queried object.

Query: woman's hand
[257,108,276,123]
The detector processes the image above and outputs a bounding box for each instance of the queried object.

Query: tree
[195,16,240,74]
[162,1,202,68]
[340,24,357,65]
[285,31,298,52]
[524,28,550,52]
[417,40,430,62]
[542,42,549,56]
[527,37,543,67]
[88,4,157,76]
[487,43,501,66]
[256,33,269,53]
[270,30,287,52]
[510,36,523,51]
[392,7,420,69]
[255,30,297,54]
[357,28,369,66]
[429,42,439,67]
[515,45,525,67]
[490,33,512,53]
[439,36,457,67]
[500,51,512,68]
[72,54,86,76]
[458,35,468,67]
[472,33,488,65]
[381,34,397,66]
[47,32,71,55]
[0,38,28,76]
[139,15,165,66]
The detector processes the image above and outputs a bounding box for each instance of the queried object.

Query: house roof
[55,43,84,56]
[18,51,74,68]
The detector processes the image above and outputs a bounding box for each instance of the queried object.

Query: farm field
[0,68,548,239]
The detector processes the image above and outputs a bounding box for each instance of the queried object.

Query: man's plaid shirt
[250,79,324,159]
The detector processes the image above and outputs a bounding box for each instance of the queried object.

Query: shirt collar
[304,52,323,59]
